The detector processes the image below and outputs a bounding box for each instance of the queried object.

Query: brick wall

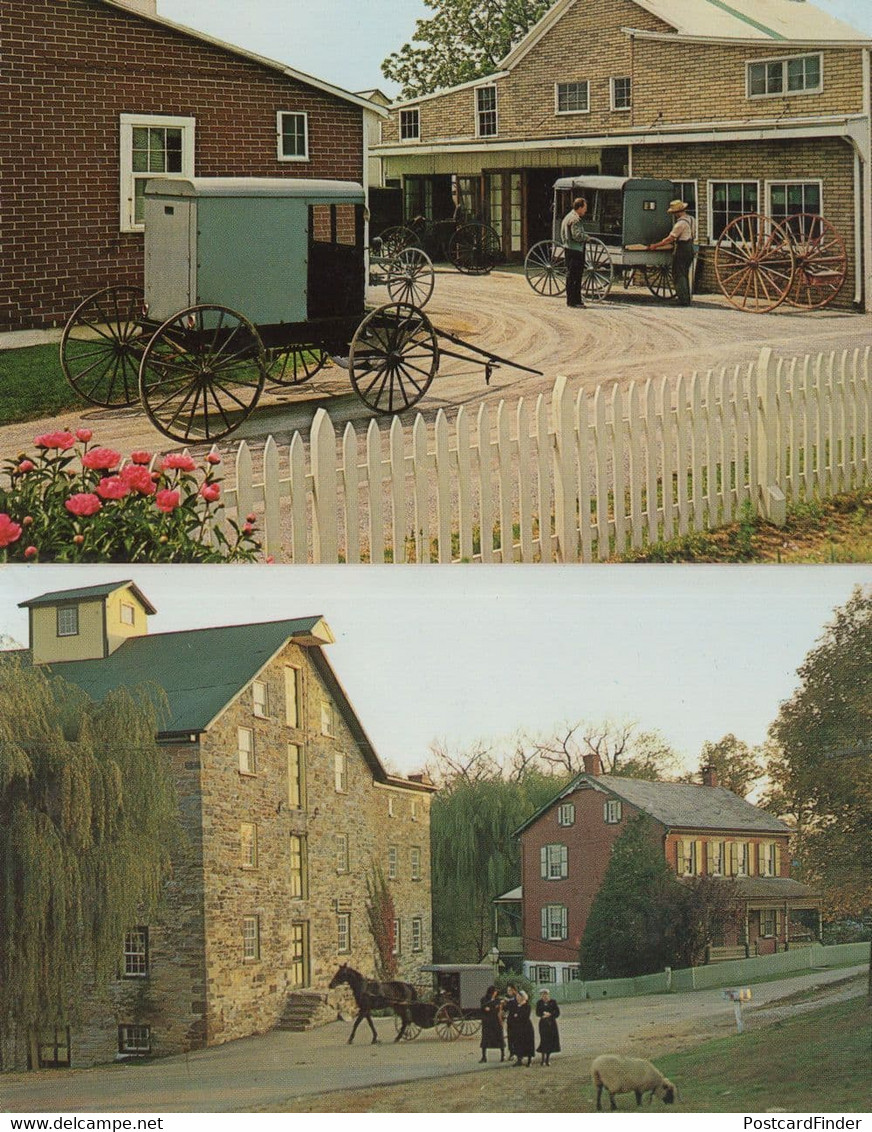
[3,0,364,331]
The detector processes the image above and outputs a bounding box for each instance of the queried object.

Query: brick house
[3,580,434,1069]
[3,0,386,332]
[373,0,872,309]
[504,753,821,984]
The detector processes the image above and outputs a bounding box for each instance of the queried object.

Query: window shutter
[729,841,737,875]
[541,846,548,878]
[676,839,684,871]
[541,906,548,940]
[560,845,568,878]
[774,842,782,876]
[560,906,568,937]
[747,843,755,875]
[776,909,782,937]
[695,840,703,875]
[758,843,765,874]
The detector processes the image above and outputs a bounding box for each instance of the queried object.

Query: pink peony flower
[161,453,197,472]
[24,545,38,560]
[243,523,254,536]
[65,493,102,517]
[199,483,221,503]
[246,513,257,524]
[82,447,121,471]
[96,475,130,501]
[34,430,75,450]
[155,489,181,513]
[206,452,221,465]
[73,534,85,546]
[130,450,152,465]
[17,460,35,473]
[120,464,155,495]
[75,428,93,443]
[0,513,23,548]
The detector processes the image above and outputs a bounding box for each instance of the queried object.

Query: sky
[2,565,870,778]
[154,0,872,95]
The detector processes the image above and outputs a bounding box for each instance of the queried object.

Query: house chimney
[701,764,719,788]
[582,752,602,776]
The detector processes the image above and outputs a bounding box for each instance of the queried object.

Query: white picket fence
[220,345,871,563]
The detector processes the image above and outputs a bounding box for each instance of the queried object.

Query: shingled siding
[3,0,363,331]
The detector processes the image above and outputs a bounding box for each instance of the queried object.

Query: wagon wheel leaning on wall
[581,237,614,302]
[348,301,439,415]
[138,304,267,443]
[714,213,796,313]
[60,285,148,407]
[524,240,567,296]
[779,213,848,310]
[377,225,421,258]
[447,222,502,275]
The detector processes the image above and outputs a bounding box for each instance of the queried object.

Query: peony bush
[0,429,260,562]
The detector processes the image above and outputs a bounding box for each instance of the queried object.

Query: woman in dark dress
[535,988,561,1066]
[513,990,536,1067]
[478,985,505,1063]
[502,983,519,1060]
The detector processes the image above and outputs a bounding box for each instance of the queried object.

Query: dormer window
[120,602,135,626]
[57,606,79,637]
[476,86,498,137]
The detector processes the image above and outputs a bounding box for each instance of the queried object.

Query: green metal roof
[45,617,325,735]
[19,580,157,613]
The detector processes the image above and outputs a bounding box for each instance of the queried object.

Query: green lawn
[0,343,86,425]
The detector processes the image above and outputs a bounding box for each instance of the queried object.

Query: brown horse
[328,963,418,1043]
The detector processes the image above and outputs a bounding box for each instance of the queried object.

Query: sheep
[591,1054,677,1111]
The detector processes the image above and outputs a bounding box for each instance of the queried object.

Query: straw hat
[667,199,689,213]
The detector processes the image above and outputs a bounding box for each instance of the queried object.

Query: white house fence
[218,345,871,563]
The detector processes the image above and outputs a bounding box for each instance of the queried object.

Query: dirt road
[1,964,865,1113]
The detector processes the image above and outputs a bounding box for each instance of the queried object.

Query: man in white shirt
[648,199,696,306]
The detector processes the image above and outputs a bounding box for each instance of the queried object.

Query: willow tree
[0,658,177,1038]
[430,770,562,961]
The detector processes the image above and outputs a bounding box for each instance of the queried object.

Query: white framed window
[410,846,422,881]
[240,822,258,869]
[557,802,575,826]
[747,53,822,98]
[709,840,725,877]
[709,181,759,242]
[238,727,255,775]
[334,751,348,793]
[411,916,423,952]
[322,699,338,736]
[555,81,589,114]
[337,911,351,953]
[243,915,260,962]
[603,799,622,824]
[287,743,305,809]
[611,76,631,111]
[672,180,698,219]
[540,843,568,880]
[476,85,498,137]
[120,602,135,626]
[277,111,309,161]
[285,667,300,728]
[388,795,395,817]
[730,840,751,877]
[388,845,399,880]
[119,113,194,232]
[564,966,581,982]
[400,108,420,141]
[336,832,349,873]
[532,964,557,984]
[252,680,268,718]
[123,928,149,978]
[678,838,700,877]
[57,606,79,637]
[392,918,401,955]
[758,841,780,877]
[290,834,307,898]
[767,180,822,224]
[118,1024,150,1054]
[760,908,781,938]
[410,799,418,822]
[540,904,568,941]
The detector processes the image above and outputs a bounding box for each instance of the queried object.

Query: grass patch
[0,344,86,425]
[621,489,872,563]
[654,995,871,1112]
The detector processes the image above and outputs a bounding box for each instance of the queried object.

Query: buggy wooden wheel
[59,286,148,407]
[138,304,266,443]
[457,1014,481,1038]
[434,1002,464,1041]
[393,1012,421,1041]
[781,213,847,310]
[644,264,676,300]
[524,240,567,296]
[714,213,795,313]
[266,344,328,386]
[377,225,420,257]
[581,237,613,301]
[448,222,502,275]
[385,247,435,307]
[349,302,438,415]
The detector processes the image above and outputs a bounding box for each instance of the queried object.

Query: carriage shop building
[374,0,872,310]
[1,582,434,1070]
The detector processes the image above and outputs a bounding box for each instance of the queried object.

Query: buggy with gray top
[394,963,494,1041]
[525,175,685,302]
[59,177,538,443]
